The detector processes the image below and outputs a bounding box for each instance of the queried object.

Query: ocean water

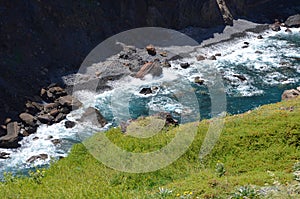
[0,28,299,178]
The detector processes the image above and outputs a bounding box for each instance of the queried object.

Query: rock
[255,51,263,54]
[26,154,48,163]
[60,107,71,114]
[285,14,300,28]
[25,126,37,134]
[216,0,233,25]
[285,28,292,33]
[165,113,179,126]
[297,87,300,92]
[180,62,190,69]
[159,51,167,57]
[233,74,247,81]
[0,122,20,149]
[57,95,82,109]
[257,35,263,39]
[19,113,36,126]
[194,77,205,85]
[135,61,162,79]
[65,120,76,128]
[95,71,101,77]
[162,60,171,68]
[49,108,59,117]
[242,45,249,48]
[4,118,12,125]
[208,55,217,60]
[196,55,206,61]
[43,102,59,111]
[80,107,107,127]
[25,101,40,115]
[51,139,61,146]
[37,114,54,124]
[281,89,300,100]
[146,44,156,56]
[54,113,66,123]
[139,87,152,95]
[215,53,221,57]
[244,42,250,45]
[33,136,39,141]
[270,22,281,31]
[0,152,10,159]
[48,86,67,99]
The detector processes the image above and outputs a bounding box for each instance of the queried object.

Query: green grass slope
[0,97,299,198]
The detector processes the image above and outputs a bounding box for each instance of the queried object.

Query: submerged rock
[146,44,156,56]
[135,61,162,79]
[26,154,48,163]
[65,120,76,129]
[80,107,107,127]
[180,62,190,69]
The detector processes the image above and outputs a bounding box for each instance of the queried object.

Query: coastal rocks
[37,114,55,125]
[285,14,300,28]
[196,55,206,61]
[208,55,217,60]
[0,122,20,149]
[0,152,10,159]
[233,74,247,81]
[57,95,82,110]
[135,61,163,79]
[216,0,233,25]
[80,107,107,127]
[180,62,190,69]
[65,120,76,129]
[146,44,156,56]
[19,113,36,126]
[26,154,48,164]
[281,88,300,100]
[139,87,159,95]
[270,20,282,31]
[194,77,205,85]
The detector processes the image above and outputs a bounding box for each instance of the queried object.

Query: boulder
[43,102,59,111]
[285,14,300,28]
[0,152,10,159]
[135,61,163,79]
[257,35,263,39]
[0,122,20,149]
[162,60,171,68]
[48,86,67,98]
[146,44,156,56]
[26,154,48,163]
[49,108,60,117]
[270,22,281,31]
[19,113,36,126]
[285,28,292,33]
[196,55,206,61]
[51,139,61,146]
[80,107,107,127]
[57,95,82,110]
[281,89,300,100]
[37,114,54,124]
[165,113,179,126]
[180,62,190,69]
[54,113,67,123]
[208,55,217,60]
[194,77,205,85]
[65,120,76,128]
[233,74,247,81]
[139,87,153,95]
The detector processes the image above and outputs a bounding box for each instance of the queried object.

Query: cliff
[0,0,299,122]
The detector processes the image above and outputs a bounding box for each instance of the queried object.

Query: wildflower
[176,193,180,197]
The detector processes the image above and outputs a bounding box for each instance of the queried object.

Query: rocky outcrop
[285,14,300,27]
[0,122,20,148]
[135,61,163,79]
[79,107,107,128]
[281,87,300,100]
[216,0,233,25]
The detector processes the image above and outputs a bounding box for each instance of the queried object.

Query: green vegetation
[0,97,300,198]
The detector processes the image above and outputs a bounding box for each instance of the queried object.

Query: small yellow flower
[176,193,180,197]
[37,170,40,173]
[184,191,189,195]
[189,191,193,195]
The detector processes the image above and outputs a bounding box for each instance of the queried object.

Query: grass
[0,97,299,198]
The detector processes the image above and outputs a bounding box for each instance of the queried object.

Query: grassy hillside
[0,97,300,198]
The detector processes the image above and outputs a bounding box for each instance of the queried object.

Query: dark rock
[48,86,67,99]
[19,113,36,126]
[281,89,300,100]
[285,28,292,33]
[80,107,107,127]
[43,103,59,111]
[0,122,20,149]
[194,77,205,85]
[139,87,152,95]
[270,22,281,31]
[255,51,263,54]
[26,154,48,163]
[242,45,249,48]
[49,108,59,117]
[135,61,162,79]
[0,152,10,159]
[208,55,217,60]
[57,95,82,110]
[60,107,71,114]
[244,42,250,45]
[33,137,39,141]
[180,62,190,69]
[25,101,40,115]
[25,126,37,134]
[37,114,54,124]
[165,113,179,126]
[55,113,66,123]
[196,55,206,61]
[285,14,300,28]
[162,60,171,68]
[51,139,61,146]
[257,35,263,39]
[233,74,247,81]
[159,51,167,57]
[65,120,76,129]
[146,44,156,56]
[215,53,222,57]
